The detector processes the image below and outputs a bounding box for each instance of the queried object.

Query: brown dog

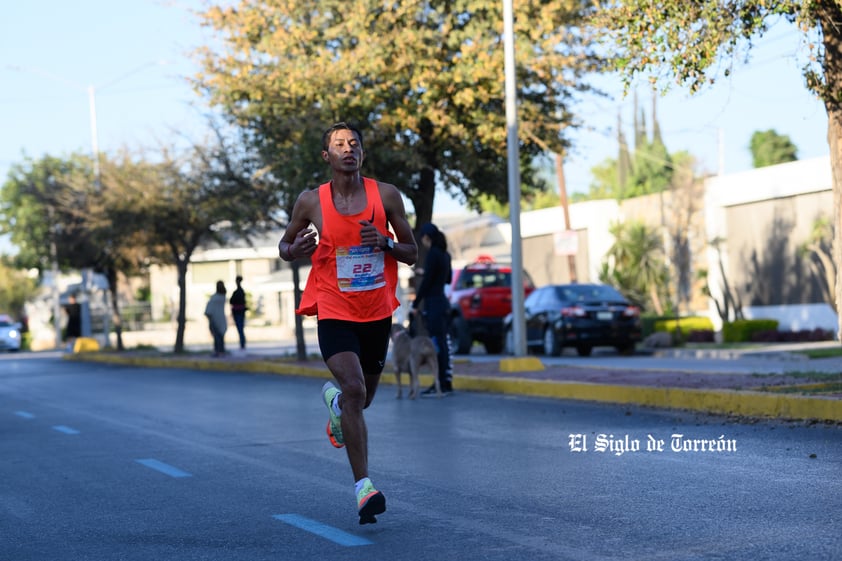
[390,323,441,399]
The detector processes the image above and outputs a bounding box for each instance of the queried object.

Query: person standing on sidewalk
[204,280,228,357]
[412,222,453,395]
[278,122,417,524]
[229,275,247,351]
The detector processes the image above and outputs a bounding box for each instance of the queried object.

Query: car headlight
[9,329,19,339]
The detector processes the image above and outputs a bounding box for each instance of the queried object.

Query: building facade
[148,156,838,336]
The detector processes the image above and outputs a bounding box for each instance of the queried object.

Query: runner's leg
[326,351,369,481]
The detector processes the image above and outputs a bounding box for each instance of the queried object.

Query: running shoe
[357,480,386,525]
[321,381,344,448]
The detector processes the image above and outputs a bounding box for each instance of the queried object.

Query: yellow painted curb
[65,353,330,380]
[73,337,100,353]
[452,376,842,422]
[499,357,545,372]
[65,354,842,422]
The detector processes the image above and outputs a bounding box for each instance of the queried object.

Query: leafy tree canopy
[0,258,38,320]
[0,154,96,272]
[194,0,605,229]
[588,2,825,96]
[589,1,842,339]
[749,128,798,168]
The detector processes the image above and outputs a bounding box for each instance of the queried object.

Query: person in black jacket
[412,222,453,394]
[229,275,247,350]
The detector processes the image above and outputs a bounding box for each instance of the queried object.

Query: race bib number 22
[336,245,386,292]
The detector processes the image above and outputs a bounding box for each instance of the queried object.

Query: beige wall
[725,191,832,307]
[521,231,590,286]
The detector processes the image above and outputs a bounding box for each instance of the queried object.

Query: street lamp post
[8,61,167,186]
[503,0,527,356]
[88,85,101,186]
[7,61,168,348]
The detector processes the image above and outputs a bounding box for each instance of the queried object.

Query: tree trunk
[174,258,188,353]
[106,267,125,351]
[648,284,664,316]
[291,260,307,362]
[411,117,438,230]
[819,3,842,343]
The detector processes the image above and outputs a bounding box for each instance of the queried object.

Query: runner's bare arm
[279,190,320,261]
[381,181,417,267]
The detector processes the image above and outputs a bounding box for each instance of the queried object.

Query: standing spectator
[412,222,454,394]
[64,294,82,352]
[205,281,228,357]
[230,275,247,351]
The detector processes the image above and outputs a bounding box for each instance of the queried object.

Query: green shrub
[640,315,662,338]
[653,316,714,337]
[722,319,779,343]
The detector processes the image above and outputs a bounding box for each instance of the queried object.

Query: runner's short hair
[322,122,364,151]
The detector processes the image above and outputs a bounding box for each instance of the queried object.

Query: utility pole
[48,206,62,349]
[503,0,526,356]
[555,152,577,283]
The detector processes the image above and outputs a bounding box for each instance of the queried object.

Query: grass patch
[752,371,842,382]
[682,342,762,350]
[794,347,842,359]
[764,382,842,395]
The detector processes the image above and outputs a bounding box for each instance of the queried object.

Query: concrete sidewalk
[67,331,842,423]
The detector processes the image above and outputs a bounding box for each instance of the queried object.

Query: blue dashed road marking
[272,514,373,546]
[52,425,80,435]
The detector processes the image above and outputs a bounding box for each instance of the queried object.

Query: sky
[0,1,830,223]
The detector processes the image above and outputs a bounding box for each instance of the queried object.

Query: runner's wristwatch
[382,237,394,251]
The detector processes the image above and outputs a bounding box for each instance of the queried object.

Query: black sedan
[503,283,642,356]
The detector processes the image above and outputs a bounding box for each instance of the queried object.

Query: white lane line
[14,411,35,419]
[135,458,192,478]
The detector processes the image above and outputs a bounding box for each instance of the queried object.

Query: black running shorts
[317,317,392,375]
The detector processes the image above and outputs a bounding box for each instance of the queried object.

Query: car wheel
[615,343,636,356]
[449,316,473,355]
[576,345,593,357]
[543,328,560,356]
[484,338,503,355]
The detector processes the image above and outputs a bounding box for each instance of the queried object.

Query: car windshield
[0,320,12,327]
[458,271,511,289]
[455,267,534,290]
[557,285,625,302]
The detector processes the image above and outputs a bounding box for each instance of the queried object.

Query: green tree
[1,153,158,350]
[115,132,280,353]
[477,188,561,217]
[0,259,38,320]
[589,0,842,340]
[625,138,673,199]
[0,154,94,272]
[194,0,603,230]
[599,220,669,314]
[749,129,798,168]
[575,157,620,201]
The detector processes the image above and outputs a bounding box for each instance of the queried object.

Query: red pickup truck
[447,256,535,354]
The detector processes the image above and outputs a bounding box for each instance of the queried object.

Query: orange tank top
[296,177,399,321]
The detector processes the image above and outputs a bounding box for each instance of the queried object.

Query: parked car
[503,283,641,356]
[448,256,535,354]
[0,314,22,352]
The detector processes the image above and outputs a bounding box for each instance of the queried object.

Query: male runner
[278,122,417,524]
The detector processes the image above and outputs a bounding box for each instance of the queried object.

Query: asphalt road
[1,354,840,561]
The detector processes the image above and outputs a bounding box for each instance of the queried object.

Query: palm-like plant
[600,220,669,314]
